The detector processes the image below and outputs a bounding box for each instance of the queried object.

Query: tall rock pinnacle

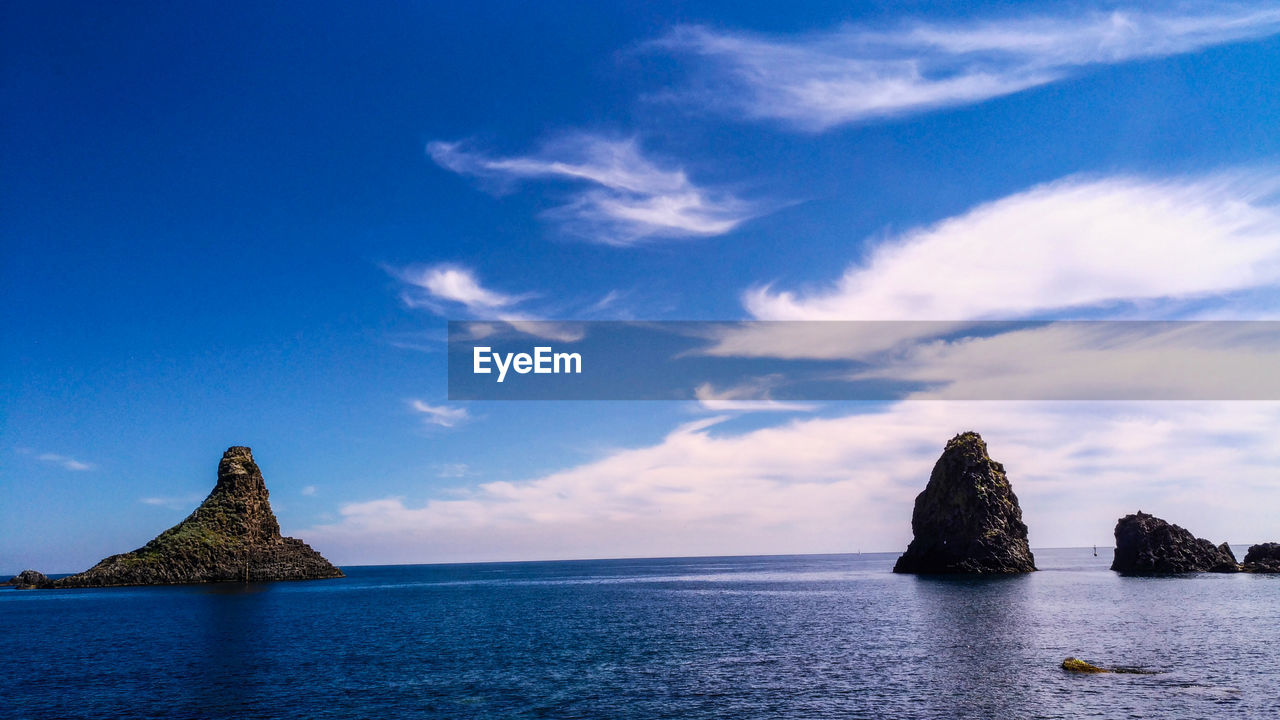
[49,446,343,588]
[893,432,1037,574]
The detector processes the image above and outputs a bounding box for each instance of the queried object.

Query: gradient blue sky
[4,1,1280,572]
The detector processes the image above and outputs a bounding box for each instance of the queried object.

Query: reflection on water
[3,549,1277,719]
[908,574,1038,718]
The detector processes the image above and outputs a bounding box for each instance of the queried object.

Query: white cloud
[301,485,317,496]
[410,399,470,428]
[591,290,623,312]
[395,264,525,314]
[428,135,758,244]
[699,174,1280,402]
[36,452,94,471]
[305,401,1280,564]
[745,173,1280,321]
[390,264,589,342]
[655,6,1280,130]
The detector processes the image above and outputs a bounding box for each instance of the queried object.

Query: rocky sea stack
[893,432,1036,574]
[1110,511,1237,574]
[1242,543,1280,573]
[39,446,342,588]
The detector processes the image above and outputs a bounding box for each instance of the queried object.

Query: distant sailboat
[1093,545,1098,557]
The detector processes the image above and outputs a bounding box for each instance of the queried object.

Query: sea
[3,548,1276,719]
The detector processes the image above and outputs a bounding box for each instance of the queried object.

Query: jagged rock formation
[46,447,342,588]
[1217,542,1237,565]
[4,570,52,589]
[1243,543,1280,573]
[1110,511,1238,573]
[893,432,1036,574]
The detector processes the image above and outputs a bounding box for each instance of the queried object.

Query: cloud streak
[36,452,94,471]
[745,172,1280,321]
[410,400,470,428]
[394,264,528,316]
[428,135,759,244]
[655,6,1280,130]
[396,264,526,314]
[693,378,818,412]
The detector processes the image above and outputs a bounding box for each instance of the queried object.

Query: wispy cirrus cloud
[655,6,1280,130]
[391,263,587,343]
[745,172,1280,321]
[36,452,94,471]
[428,135,759,245]
[693,378,818,412]
[410,399,470,428]
[435,463,471,479]
[394,264,528,315]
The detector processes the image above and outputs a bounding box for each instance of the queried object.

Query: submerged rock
[893,432,1036,574]
[1110,512,1238,574]
[5,569,52,589]
[1243,543,1280,573]
[50,447,343,588]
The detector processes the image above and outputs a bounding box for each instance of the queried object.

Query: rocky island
[11,446,342,588]
[1110,511,1239,574]
[893,432,1036,574]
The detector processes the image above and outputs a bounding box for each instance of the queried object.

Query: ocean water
[3,549,1277,719]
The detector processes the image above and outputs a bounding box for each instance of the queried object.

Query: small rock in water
[1062,657,1108,673]
[1061,657,1160,674]
[5,569,52,589]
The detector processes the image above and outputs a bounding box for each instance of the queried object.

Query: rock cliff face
[1110,512,1238,573]
[893,432,1036,574]
[49,447,342,588]
[1243,543,1280,573]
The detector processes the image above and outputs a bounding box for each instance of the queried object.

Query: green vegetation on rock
[1062,657,1108,673]
[35,446,343,589]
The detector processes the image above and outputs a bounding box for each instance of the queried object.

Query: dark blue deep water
[3,549,1277,719]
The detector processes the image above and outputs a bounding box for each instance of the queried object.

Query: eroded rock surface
[1243,543,1280,573]
[1110,512,1238,574]
[893,432,1036,574]
[5,570,52,589]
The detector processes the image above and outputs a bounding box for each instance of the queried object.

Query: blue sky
[4,1,1280,572]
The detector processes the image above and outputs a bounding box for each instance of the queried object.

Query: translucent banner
[447,321,1280,401]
